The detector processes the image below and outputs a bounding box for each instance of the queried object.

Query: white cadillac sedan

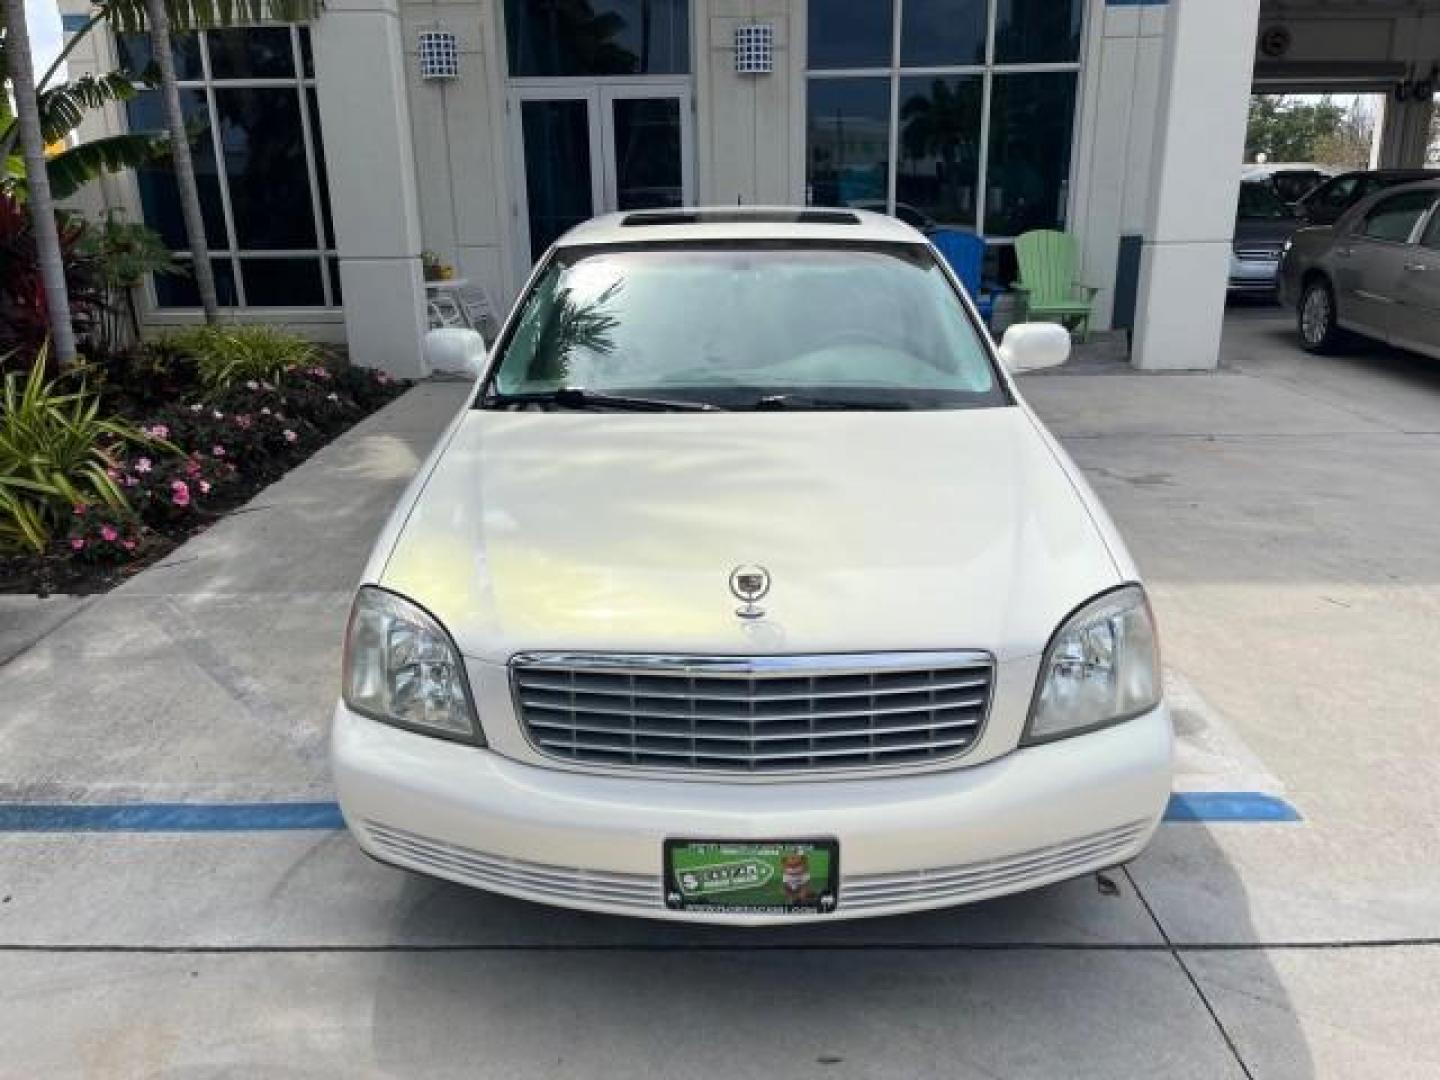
[333,208,1171,924]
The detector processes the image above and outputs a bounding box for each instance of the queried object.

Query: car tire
[1298,278,1343,353]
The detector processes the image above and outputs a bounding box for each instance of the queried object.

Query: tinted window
[505,0,689,76]
[810,0,892,68]
[489,244,1003,409]
[1270,171,1324,205]
[984,72,1077,235]
[896,75,982,231]
[214,88,316,249]
[1421,209,1440,250]
[900,0,986,66]
[1305,176,1357,216]
[207,27,294,78]
[1237,180,1290,220]
[124,89,227,248]
[994,0,1082,63]
[807,78,891,208]
[1360,190,1435,242]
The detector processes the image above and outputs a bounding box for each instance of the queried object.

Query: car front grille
[511,652,993,774]
[1234,246,1282,262]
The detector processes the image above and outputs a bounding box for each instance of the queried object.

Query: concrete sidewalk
[3,314,1440,1077]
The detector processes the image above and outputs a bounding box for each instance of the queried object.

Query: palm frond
[36,72,140,144]
[105,0,322,34]
[44,132,172,200]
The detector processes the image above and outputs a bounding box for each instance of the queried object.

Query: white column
[1131,0,1260,371]
[313,0,428,377]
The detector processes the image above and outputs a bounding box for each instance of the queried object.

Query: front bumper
[332,702,1172,924]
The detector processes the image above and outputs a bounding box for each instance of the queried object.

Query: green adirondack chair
[1013,230,1099,342]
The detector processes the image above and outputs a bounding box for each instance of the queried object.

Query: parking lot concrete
[2,308,1439,1077]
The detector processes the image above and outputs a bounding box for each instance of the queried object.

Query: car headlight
[342,586,482,742]
[1024,585,1160,744]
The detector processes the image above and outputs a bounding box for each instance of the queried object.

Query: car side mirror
[998,322,1071,374]
[423,328,486,379]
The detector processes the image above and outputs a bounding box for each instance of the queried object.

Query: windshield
[1237,180,1292,220]
[482,242,1007,411]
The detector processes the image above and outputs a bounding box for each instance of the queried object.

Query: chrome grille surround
[510,651,994,775]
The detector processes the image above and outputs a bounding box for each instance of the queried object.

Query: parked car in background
[1242,162,1335,208]
[1278,179,1440,355]
[1293,168,1440,227]
[1230,179,1300,295]
[333,207,1171,925]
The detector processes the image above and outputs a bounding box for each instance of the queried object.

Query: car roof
[1330,168,1440,181]
[554,206,927,248]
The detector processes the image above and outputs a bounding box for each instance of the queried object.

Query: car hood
[379,408,1122,662]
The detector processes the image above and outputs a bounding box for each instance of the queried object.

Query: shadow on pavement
[362,826,1315,1079]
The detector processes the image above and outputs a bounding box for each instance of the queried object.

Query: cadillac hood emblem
[729,564,771,619]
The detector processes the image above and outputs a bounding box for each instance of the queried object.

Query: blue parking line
[0,792,1298,832]
[0,802,344,832]
[1164,791,1301,822]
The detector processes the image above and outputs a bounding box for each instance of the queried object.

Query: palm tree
[104,0,319,324]
[142,0,219,321]
[1,0,78,363]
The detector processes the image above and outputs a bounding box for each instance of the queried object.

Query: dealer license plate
[664,839,839,914]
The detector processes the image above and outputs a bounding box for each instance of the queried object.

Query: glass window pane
[984,72,1077,236]
[214,87,317,249]
[241,257,326,306]
[124,89,227,249]
[521,98,595,262]
[504,0,688,76]
[207,27,296,79]
[328,256,343,303]
[115,31,204,80]
[896,75,982,230]
[307,89,334,248]
[900,0,986,67]
[300,27,315,78]
[808,0,892,69]
[994,0,1083,64]
[806,78,891,209]
[612,97,683,211]
[154,259,238,308]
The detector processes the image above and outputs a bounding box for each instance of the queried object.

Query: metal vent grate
[418,31,459,80]
[512,652,993,774]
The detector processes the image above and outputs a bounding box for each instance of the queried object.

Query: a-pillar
[313,0,429,377]
[1132,0,1261,370]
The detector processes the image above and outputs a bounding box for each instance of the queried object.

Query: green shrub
[0,348,162,553]
[168,324,319,391]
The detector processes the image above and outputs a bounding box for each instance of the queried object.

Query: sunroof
[620,209,861,227]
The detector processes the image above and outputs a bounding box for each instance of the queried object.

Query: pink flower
[122,475,138,487]
[211,445,226,458]
[100,524,118,542]
[283,429,298,443]
[121,539,137,552]
[235,414,253,429]
[105,467,119,480]
[146,424,169,439]
[134,457,153,474]
[190,403,203,413]
[212,410,225,420]
[70,538,85,551]
[73,504,87,516]
[260,407,272,416]
[198,479,212,495]
[170,480,191,507]
[376,373,390,384]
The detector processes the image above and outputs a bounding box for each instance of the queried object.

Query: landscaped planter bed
[1,337,407,596]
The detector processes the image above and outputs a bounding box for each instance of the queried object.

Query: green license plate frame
[663,839,839,915]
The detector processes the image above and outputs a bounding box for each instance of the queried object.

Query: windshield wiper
[487,387,722,412]
[752,394,913,411]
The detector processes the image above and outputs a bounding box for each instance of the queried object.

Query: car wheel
[1299,279,1342,353]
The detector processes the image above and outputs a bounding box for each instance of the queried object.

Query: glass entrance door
[512,83,693,264]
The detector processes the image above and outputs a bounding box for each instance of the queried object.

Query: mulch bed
[1,349,409,597]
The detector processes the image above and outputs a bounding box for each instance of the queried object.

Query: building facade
[59,0,1440,377]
